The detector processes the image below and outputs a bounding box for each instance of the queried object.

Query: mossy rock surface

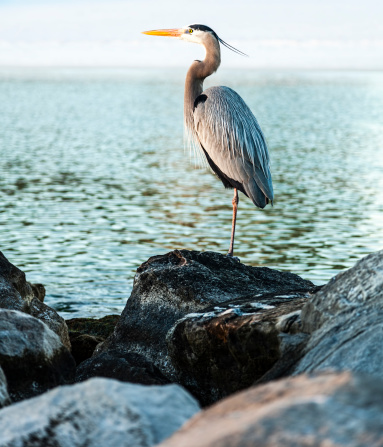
[66,315,120,340]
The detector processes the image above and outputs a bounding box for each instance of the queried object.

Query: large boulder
[76,350,170,385]
[294,250,383,376]
[97,250,315,375]
[167,291,310,405]
[0,378,200,447]
[0,251,70,350]
[0,366,10,408]
[0,309,75,402]
[159,371,383,447]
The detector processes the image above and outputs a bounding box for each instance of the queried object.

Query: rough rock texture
[66,315,120,364]
[159,371,383,447]
[28,297,71,351]
[97,250,315,374]
[0,378,200,447]
[168,292,310,405]
[0,251,70,350]
[294,250,383,376]
[76,350,170,385]
[0,366,11,408]
[70,333,104,365]
[28,283,46,302]
[0,309,75,402]
[66,315,120,339]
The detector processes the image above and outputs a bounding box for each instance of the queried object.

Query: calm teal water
[1,68,383,318]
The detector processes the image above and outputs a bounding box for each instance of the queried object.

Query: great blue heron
[142,24,273,257]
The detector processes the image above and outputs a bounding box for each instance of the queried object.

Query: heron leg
[227,188,239,257]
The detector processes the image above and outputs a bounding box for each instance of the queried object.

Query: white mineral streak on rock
[250,303,275,309]
[275,311,302,333]
[219,309,235,316]
[184,313,202,318]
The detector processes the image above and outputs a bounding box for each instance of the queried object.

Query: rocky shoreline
[0,248,383,445]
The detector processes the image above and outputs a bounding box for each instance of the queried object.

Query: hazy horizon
[0,0,382,69]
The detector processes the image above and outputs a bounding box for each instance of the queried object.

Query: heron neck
[184,37,221,136]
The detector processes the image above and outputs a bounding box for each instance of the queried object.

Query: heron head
[142,25,247,56]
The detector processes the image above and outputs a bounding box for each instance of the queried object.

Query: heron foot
[226,253,240,263]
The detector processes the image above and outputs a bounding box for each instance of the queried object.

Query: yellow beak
[142,28,184,38]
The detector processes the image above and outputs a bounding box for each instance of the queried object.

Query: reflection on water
[1,68,383,318]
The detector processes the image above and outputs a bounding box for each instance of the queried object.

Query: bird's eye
[189,29,193,34]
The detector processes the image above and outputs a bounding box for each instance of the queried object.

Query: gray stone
[294,250,383,376]
[0,378,200,447]
[167,291,311,405]
[97,250,315,375]
[159,371,383,447]
[28,283,46,302]
[0,251,70,350]
[28,296,71,351]
[0,366,11,409]
[76,350,170,385]
[0,309,75,402]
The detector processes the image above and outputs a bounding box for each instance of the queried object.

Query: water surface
[1,68,382,318]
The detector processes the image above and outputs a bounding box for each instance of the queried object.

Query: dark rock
[0,366,11,408]
[70,334,104,365]
[28,283,45,302]
[66,315,120,364]
[0,378,200,447]
[66,315,120,339]
[97,250,315,375]
[0,251,32,303]
[167,291,310,405]
[76,350,170,385]
[293,250,383,376]
[0,251,70,350]
[0,309,75,402]
[254,332,308,385]
[159,371,383,447]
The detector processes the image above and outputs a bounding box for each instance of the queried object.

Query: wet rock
[0,366,11,408]
[76,350,170,385]
[0,251,70,350]
[294,250,383,376]
[97,250,315,375]
[28,283,45,302]
[159,371,383,447]
[28,297,71,351]
[71,334,104,365]
[66,315,120,364]
[0,378,200,447]
[0,309,75,402]
[0,251,32,305]
[66,315,120,339]
[168,292,310,405]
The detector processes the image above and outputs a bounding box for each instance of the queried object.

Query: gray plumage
[182,24,274,211]
[191,85,273,208]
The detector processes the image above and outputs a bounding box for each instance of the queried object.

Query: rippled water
[1,68,383,318]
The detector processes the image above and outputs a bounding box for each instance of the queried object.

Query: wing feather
[192,86,274,207]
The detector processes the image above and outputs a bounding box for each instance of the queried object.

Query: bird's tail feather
[244,180,268,209]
